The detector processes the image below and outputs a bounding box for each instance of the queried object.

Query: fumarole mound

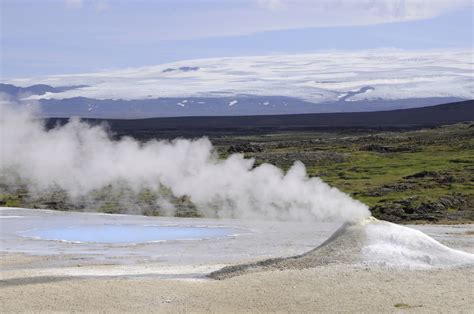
[209,217,474,280]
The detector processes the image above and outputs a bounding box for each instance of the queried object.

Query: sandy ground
[1,256,473,313]
[1,208,474,312]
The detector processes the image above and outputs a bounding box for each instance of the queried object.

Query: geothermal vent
[209,217,474,280]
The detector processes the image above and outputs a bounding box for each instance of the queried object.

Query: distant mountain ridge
[0,83,59,96]
[0,83,87,98]
[45,99,474,135]
[37,95,464,119]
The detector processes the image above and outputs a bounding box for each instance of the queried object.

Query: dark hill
[46,100,473,136]
[0,83,88,97]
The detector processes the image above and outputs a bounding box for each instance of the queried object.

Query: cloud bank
[61,0,472,38]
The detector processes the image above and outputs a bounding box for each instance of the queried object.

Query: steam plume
[0,100,369,222]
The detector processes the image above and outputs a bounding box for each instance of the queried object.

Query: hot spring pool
[19,224,240,244]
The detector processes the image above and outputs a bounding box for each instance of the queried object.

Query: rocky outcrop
[370,194,473,223]
[227,143,264,153]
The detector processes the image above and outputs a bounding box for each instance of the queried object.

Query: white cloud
[94,0,111,13]
[64,0,110,13]
[129,0,472,41]
[353,0,471,21]
[257,0,286,11]
[11,0,472,44]
[64,0,83,9]
[257,0,472,25]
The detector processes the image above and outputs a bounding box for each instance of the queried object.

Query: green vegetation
[0,194,20,207]
[394,303,423,309]
[212,122,474,223]
[1,122,472,223]
[394,303,410,308]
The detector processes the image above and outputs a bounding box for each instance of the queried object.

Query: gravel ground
[1,208,473,312]
[1,262,473,313]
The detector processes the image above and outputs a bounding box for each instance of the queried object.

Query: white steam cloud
[0,100,369,222]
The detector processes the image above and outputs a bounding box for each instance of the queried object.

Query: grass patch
[394,303,410,309]
[214,122,474,222]
[2,122,472,222]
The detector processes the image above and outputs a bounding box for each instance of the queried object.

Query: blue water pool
[20,224,240,244]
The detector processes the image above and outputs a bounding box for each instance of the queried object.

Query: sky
[1,0,473,78]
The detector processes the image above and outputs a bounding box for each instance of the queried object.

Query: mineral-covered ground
[1,208,473,312]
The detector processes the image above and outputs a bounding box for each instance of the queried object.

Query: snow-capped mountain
[2,50,472,118]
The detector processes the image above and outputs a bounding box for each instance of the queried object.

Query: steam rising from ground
[0,101,369,222]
